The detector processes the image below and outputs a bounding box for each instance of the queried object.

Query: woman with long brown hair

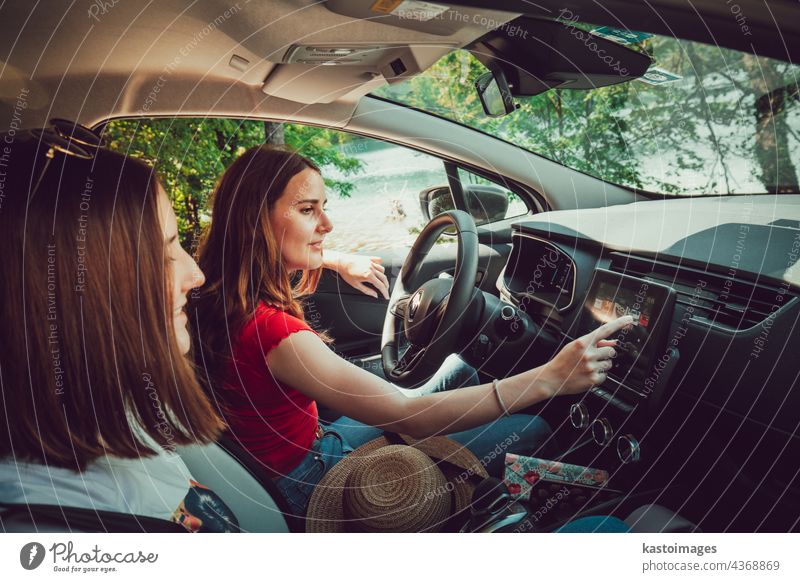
[191,144,633,518]
[0,122,237,532]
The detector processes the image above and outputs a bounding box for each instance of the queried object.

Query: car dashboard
[491,194,800,530]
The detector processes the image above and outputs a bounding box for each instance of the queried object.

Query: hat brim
[306,434,488,533]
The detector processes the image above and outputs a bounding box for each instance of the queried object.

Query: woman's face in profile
[157,187,205,354]
[268,168,332,272]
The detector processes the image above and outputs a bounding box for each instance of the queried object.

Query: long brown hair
[0,139,223,472]
[190,145,325,392]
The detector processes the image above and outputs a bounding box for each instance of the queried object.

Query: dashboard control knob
[616,434,641,464]
[500,305,516,321]
[591,418,613,446]
[569,403,589,429]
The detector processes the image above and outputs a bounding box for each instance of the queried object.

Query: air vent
[609,253,793,330]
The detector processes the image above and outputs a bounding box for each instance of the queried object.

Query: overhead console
[262,1,520,104]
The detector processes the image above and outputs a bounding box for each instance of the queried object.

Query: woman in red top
[190,146,633,517]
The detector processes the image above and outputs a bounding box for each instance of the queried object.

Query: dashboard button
[591,418,613,446]
[569,403,590,429]
[617,434,641,464]
[500,305,516,320]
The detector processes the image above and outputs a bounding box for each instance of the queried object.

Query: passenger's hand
[538,315,636,397]
[333,253,390,299]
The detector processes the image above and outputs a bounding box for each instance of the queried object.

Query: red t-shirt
[222,303,319,476]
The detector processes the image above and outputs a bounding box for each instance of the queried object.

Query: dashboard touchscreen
[578,269,676,385]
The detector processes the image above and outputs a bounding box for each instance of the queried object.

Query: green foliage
[283,124,363,198]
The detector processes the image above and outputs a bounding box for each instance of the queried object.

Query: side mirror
[419,184,510,226]
[419,185,454,222]
[475,69,516,118]
[463,184,509,225]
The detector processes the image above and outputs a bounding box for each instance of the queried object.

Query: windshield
[373,30,800,196]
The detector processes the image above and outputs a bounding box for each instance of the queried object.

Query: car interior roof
[4,0,794,131]
[0,0,518,128]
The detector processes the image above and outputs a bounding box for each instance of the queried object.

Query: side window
[103,118,528,253]
[102,118,455,254]
[307,135,455,253]
[103,118,267,250]
[457,168,529,225]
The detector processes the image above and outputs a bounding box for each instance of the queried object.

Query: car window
[457,168,529,224]
[102,118,456,253]
[103,118,265,249]
[319,136,454,252]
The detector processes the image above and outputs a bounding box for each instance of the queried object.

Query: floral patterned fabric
[503,453,610,501]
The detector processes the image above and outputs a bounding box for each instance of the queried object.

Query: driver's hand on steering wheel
[538,315,636,397]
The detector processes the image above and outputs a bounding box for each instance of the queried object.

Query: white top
[0,446,193,521]
[1,420,240,531]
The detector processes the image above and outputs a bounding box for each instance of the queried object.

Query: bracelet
[493,378,512,417]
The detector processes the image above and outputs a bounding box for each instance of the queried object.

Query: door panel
[305,249,399,360]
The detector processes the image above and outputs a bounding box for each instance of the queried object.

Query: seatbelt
[0,503,187,533]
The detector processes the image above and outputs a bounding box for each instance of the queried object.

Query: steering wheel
[381,210,479,388]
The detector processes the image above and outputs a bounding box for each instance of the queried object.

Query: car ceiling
[0,0,517,128]
[0,1,795,136]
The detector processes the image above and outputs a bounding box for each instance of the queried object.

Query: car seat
[176,436,300,532]
[1,438,299,533]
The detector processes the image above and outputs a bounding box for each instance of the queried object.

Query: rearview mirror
[475,70,516,118]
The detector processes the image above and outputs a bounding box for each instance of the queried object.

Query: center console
[569,269,678,465]
[480,255,684,529]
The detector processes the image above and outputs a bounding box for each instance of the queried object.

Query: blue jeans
[556,516,629,532]
[274,354,552,517]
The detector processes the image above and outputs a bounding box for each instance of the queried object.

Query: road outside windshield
[374,31,800,196]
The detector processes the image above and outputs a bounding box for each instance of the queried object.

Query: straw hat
[305,434,488,533]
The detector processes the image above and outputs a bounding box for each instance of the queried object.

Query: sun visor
[470,17,653,96]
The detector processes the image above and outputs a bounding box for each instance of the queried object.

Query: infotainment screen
[577,269,676,385]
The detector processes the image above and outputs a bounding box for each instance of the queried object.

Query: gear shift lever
[460,477,527,532]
